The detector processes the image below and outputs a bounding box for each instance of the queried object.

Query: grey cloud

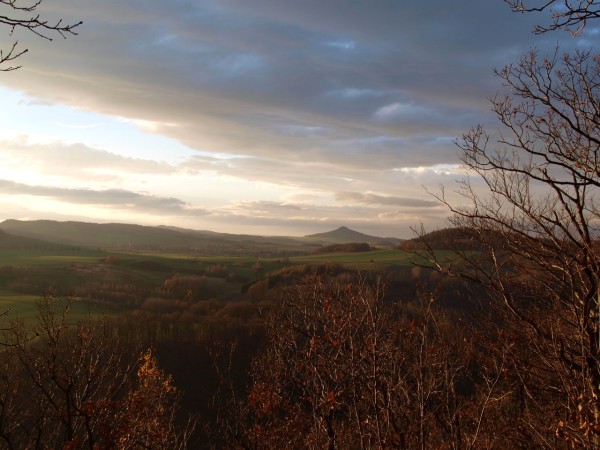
[226,201,303,213]
[0,179,207,216]
[1,0,597,237]
[336,192,440,208]
[1,0,573,168]
[184,149,459,200]
[0,140,176,179]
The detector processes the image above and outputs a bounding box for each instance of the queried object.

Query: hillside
[398,227,510,250]
[0,220,321,255]
[305,226,401,247]
[157,225,311,246]
[0,229,83,251]
[0,220,197,249]
[0,220,402,254]
[313,242,372,254]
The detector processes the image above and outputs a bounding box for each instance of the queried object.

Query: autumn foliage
[0,296,193,449]
[216,273,521,449]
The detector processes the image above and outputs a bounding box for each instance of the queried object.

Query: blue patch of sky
[326,40,356,50]
[0,86,195,164]
[211,53,265,77]
[327,88,382,99]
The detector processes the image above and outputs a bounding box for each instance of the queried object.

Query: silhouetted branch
[505,0,600,34]
[0,0,81,70]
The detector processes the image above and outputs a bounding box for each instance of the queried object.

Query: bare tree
[217,273,516,449]
[418,9,600,447]
[0,295,194,449]
[0,0,81,70]
[505,0,600,35]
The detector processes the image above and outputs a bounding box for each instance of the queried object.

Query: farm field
[0,245,429,323]
[290,249,420,268]
[0,249,105,267]
[0,222,441,327]
[0,291,115,324]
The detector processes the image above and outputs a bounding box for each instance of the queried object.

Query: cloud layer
[0,0,594,236]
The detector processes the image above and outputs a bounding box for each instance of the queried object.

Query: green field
[0,249,105,267]
[115,248,427,268]
[0,244,443,326]
[289,249,419,268]
[0,291,115,324]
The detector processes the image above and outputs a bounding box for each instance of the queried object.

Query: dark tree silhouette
[0,0,81,70]
[505,0,600,34]
[419,2,599,447]
[216,273,517,449]
[0,296,194,449]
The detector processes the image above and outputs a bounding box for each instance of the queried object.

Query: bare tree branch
[420,42,600,448]
[505,0,600,35]
[0,0,81,70]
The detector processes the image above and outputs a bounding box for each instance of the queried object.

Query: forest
[0,219,470,447]
[0,0,598,448]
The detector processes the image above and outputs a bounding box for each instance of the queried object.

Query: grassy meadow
[0,291,115,324]
[0,221,443,327]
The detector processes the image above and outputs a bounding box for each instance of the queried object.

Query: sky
[0,0,596,238]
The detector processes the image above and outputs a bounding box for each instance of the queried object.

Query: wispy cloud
[0,0,592,235]
[0,179,208,216]
[0,139,176,180]
[336,192,440,208]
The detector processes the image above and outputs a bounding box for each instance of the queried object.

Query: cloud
[374,102,431,120]
[0,0,555,170]
[327,88,383,99]
[336,192,440,208]
[0,0,594,236]
[0,139,176,180]
[225,200,303,213]
[326,40,356,50]
[56,122,103,130]
[0,179,208,216]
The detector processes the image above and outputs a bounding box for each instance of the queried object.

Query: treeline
[1,252,591,448]
[209,264,600,448]
[0,297,194,449]
[313,242,372,254]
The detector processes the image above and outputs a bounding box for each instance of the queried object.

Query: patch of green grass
[288,249,420,269]
[0,249,104,267]
[0,291,117,325]
[109,249,447,281]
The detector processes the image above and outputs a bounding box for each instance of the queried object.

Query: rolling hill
[0,219,320,255]
[304,226,402,247]
[0,220,196,249]
[0,228,84,251]
[0,220,402,253]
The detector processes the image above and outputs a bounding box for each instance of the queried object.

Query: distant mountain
[0,220,323,255]
[0,220,401,253]
[0,219,197,249]
[0,228,83,251]
[157,225,309,246]
[304,226,401,247]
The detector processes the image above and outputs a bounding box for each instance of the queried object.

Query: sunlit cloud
[0,179,209,216]
[336,192,440,208]
[0,139,177,180]
[396,164,465,176]
[327,88,383,99]
[0,0,591,236]
[374,102,431,121]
